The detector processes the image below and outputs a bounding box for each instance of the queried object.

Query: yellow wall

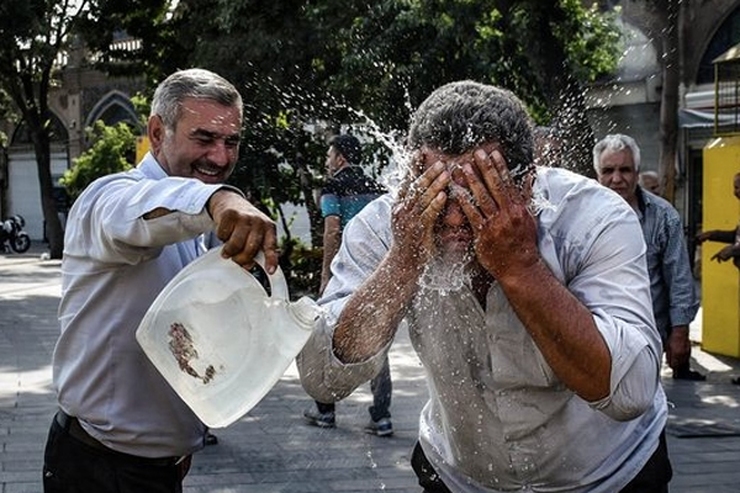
[701,136,740,357]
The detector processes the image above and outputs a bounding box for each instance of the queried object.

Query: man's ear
[147,114,165,153]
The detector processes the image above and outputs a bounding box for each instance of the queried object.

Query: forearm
[705,230,736,243]
[333,248,422,363]
[497,259,611,401]
[320,229,341,294]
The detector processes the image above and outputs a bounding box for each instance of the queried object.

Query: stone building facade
[584,0,740,263]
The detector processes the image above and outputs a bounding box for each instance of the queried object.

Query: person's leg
[303,401,336,427]
[665,327,705,381]
[369,355,392,421]
[316,401,336,414]
[43,413,185,493]
[410,442,453,493]
[619,431,672,493]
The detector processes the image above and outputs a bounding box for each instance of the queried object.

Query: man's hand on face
[208,190,279,273]
[390,155,450,272]
[455,148,538,280]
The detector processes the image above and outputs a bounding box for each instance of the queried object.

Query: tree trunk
[294,152,322,247]
[658,0,680,203]
[32,129,64,259]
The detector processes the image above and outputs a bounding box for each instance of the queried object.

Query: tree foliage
[60,121,136,200]
[151,0,622,243]
[0,0,177,258]
[0,0,622,268]
[0,0,91,258]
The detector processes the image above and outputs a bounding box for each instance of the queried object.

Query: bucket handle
[215,247,290,302]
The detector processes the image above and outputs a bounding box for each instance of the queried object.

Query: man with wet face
[298,81,670,492]
[594,134,704,382]
[43,68,278,493]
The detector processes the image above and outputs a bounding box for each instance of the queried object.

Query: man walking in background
[594,133,705,381]
[303,134,394,436]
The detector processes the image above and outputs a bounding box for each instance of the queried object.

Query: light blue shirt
[54,152,230,458]
[298,167,666,492]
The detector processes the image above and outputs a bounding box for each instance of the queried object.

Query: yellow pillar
[701,136,740,357]
[136,136,150,164]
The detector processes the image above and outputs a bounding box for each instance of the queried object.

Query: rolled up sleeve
[297,195,395,402]
[543,190,662,421]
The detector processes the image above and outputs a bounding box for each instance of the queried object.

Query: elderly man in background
[594,133,704,381]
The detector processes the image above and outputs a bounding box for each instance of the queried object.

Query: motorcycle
[1,215,31,253]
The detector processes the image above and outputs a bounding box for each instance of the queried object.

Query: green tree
[60,121,136,201]
[0,0,86,258]
[159,0,621,237]
[326,0,621,174]
[0,0,172,258]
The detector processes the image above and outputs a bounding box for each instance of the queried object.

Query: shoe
[205,432,218,445]
[303,409,336,428]
[673,367,706,381]
[365,417,393,437]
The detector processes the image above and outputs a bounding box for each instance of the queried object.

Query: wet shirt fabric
[299,166,667,492]
[320,166,384,228]
[54,152,230,458]
[636,187,699,341]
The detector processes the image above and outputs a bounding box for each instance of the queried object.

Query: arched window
[10,112,69,145]
[697,7,740,84]
[84,91,141,131]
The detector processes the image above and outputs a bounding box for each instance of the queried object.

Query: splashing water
[348,107,413,196]
[418,254,473,294]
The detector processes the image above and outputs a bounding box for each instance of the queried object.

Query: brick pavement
[2,245,740,492]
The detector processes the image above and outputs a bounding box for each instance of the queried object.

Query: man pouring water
[298,81,670,492]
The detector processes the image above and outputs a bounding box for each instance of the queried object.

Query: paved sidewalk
[2,246,740,492]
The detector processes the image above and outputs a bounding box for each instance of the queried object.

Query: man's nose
[207,140,234,166]
[611,171,625,184]
[443,198,467,227]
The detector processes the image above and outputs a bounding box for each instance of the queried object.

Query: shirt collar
[138,152,169,180]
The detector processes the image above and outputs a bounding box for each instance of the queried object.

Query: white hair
[592,133,641,172]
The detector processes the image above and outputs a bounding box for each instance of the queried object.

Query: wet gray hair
[150,68,243,131]
[592,133,641,172]
[408,80,534,178]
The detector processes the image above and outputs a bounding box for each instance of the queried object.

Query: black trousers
[411,431,672,493]
[43,411,191,493]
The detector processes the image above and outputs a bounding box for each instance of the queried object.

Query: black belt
[54,410,185,467]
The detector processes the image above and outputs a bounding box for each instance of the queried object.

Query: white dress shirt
[54,152,230,458]
[298,166,667,492]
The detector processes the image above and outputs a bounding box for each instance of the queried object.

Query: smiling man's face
[150,97,242,184]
